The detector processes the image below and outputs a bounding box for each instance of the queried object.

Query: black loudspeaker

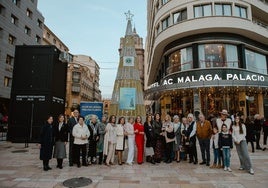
[8,45,67,142]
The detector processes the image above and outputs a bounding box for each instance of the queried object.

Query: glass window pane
[203,5,212,16]
[223,5,231,16]
[215,4,222,16]
[173,12,181,23]
[234,6,240,17]
[181,10,187,20]
[194,6,202,18]
[246,49,267,74]
[240,7,247,18]
[225,45,238,67]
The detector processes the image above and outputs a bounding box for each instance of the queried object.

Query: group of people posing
[39,109,266,175]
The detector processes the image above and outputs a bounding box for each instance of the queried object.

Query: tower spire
[125,10,134,36]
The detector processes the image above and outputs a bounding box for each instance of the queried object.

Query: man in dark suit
[68,109,79,166]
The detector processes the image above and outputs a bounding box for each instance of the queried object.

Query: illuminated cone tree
[109,11,145,118]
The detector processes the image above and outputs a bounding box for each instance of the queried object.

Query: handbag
[166,131,175,139]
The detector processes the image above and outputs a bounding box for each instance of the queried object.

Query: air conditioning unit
[59,52,72,63]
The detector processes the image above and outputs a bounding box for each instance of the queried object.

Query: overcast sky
[38,0,147,98]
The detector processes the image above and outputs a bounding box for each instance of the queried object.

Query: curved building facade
[145,0,268,118]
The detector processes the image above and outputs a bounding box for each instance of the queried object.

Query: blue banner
[80,102,103,125]
[119,88,136,110]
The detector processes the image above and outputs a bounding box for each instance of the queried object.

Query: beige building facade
[42,24,69,52]
[65,55,101,115]
[145,0,268,118]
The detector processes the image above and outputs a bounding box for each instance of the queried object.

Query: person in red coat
[134,115,144,164]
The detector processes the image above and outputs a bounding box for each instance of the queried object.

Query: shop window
[198,44,238,68]
[245,49,267,74]
[215,4,231,16]
[194,4,212,18]
[162,16,170,30]
[167,47,193,74]
[234,5,247,18]
[173,9,187,24]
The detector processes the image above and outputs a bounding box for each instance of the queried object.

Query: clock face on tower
[123,56,134,66]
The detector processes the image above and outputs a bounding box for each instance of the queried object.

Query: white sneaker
[239,167,244,170]
[224,167,227,171]
[249,168,254,175]
[227,167,232,172]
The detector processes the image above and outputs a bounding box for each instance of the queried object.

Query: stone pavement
[0,141,267,188]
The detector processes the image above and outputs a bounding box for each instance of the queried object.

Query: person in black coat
[53,114,68,169]
[87,115,100,164]
[39,115,54,171]
[144,114,156,164]
[67,109,79,166]
[245,117,255,153]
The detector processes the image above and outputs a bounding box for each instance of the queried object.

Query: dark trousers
[198,138,210,164]
[69,136,74,165]
[57,159,63,167]
[189,138,198,163]
[247,141,255,152]
[88,140,97,160]
[165,141,174,161]
[264,127,268,145]
[74,144,87,165]
[256,131,261,148]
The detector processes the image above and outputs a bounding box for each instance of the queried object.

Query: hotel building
[145,0,268,118]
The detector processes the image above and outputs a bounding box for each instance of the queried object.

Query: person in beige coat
[162,114,175,163]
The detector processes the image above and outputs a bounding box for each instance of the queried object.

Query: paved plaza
[0,140,267,188]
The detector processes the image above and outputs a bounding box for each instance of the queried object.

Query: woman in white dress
[103,115,117,166]
[116,117,126,165]
[125,117,135,165]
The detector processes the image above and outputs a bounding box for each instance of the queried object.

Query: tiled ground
[0,141,267,188]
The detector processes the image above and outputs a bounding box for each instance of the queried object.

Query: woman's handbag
[166,131,175,139]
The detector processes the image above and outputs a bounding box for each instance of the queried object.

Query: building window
[4,77,12,87]
[46,32,50,39]
[173,9,187,23]
[35,35,41,43]
[53,38,56,44]
[72,71,81,83]
[11,14,18,25]
[167,47,193,74]
[37,19,43,28]
[198,44,238,68]
[26,8,33,18]
[72,84,81,93]
[245,49,267,74]
[24,26,31,35]
[162,0,169,5]
[8,34,16,45]
[6,54,14,65]
[194,4,212,18]
[0,4,6,16]
[215,4,231,16]
[0,27,3,39]
[12,0,20,7]
[162,16,170,30]
[234,5,247,18]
